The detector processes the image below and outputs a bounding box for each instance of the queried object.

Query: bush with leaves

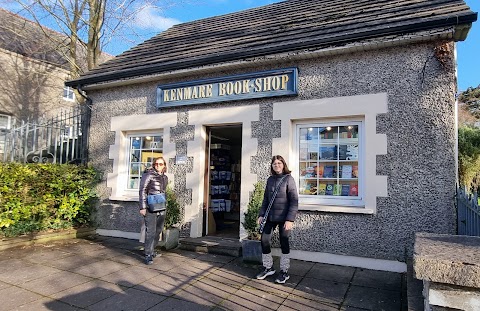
[242,181,265,240]
[0,163,99,237]
[458,125,480,191]
[165,184,182,228]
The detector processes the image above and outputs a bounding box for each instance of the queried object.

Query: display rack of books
[299,125,359,198]
[209,144,240,230]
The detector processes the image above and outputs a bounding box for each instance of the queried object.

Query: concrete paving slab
[0,286,44,311]
[0,280,11,291]
[20,270,92,296]
[100,265,161,288]
[74,259,129,278]
[307,263,356,283]
[244,278,295,299]
[87,287,167,311]
[12,297,81,311]
[288,259,316,277]
[0,263,61,285]
[134,271,193,296]
[352,268,403,291]
[148,297,212,311]
[0,258,35,275]
[343,285,402,310]
[0,236,407,311]
[293,276,349,305]
[51,280,127,308]
[279,295,339,311]
[40,253,101,270]
[220,286,282,310]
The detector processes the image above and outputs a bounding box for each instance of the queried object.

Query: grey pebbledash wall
[87,41,456,262]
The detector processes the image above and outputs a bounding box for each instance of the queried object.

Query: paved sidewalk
[0,236,407,310]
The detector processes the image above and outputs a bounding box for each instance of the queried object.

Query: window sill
[299,203,375,214]
[109,195,139,202]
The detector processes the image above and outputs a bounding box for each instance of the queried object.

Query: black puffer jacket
[259,174,298,222]
[139,168,168,211]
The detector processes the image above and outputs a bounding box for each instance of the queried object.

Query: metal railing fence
[0,106,88,164]
[456,186,480,237]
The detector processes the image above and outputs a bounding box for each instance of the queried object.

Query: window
[127,134,163,190]
[63,86,75,101]
[0,114,11,129]
[297,121,363,207]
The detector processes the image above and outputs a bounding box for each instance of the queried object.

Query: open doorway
[205,125,242,239]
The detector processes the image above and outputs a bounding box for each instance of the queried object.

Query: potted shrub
[158,184,182,250]
[241,181,265,263]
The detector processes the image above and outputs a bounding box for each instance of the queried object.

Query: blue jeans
[144,210,166,256]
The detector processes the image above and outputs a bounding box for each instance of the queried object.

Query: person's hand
[284,221,293,231]
[257,217,263,225]
[140,209,146,216]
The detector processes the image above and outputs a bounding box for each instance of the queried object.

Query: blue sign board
[157,68,297,108]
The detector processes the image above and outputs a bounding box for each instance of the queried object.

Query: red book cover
[349,184,358,196]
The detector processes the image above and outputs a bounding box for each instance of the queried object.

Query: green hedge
[0,163,99,237]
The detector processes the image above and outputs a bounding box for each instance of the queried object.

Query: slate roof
[66,0,477,87]
[0,8,69,68]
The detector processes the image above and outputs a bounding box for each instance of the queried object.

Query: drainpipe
[77,85,92,165]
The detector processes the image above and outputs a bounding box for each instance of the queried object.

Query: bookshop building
[66,0,477,272]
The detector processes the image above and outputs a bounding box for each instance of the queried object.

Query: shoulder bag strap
[259,174,289,234]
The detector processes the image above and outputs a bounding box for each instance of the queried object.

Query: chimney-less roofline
[66,12,478,88]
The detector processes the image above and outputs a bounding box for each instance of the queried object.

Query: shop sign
[157,68,297,108]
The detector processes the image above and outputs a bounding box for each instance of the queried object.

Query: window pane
[127,134,163,189]
[298,123,360,200]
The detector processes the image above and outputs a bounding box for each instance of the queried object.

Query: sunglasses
[153,163,165,166]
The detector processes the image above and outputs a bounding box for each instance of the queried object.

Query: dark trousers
[260,221,291,254]
[144,210,166,256]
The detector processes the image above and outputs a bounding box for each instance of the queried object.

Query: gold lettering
[164,90,170,102]
[192,87,198,99]
[184,87,192,100]
[171,89,177,101]
[281,75,289,90]
[271,76,281,90]
[176,88,183,100]
[199,85,206,98]
[254,78,262,92]
[234,81,242,95]
[242,80,250,93]
[263,77,272,91]
[206,84,213,97]
[226,82,234,95]
[219,83,226,96]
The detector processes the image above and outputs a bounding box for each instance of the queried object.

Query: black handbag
[147,193,166,213]
[259,174,288,234]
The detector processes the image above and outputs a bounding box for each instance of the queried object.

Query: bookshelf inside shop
[299,125,359,198]
[209,144,241,231]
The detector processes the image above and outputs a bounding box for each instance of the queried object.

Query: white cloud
[134,5,180,31]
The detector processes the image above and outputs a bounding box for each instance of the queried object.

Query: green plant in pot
[160,184,182,250]
[242,181,265,263]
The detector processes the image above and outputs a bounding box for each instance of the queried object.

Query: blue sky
[2,0,478,90]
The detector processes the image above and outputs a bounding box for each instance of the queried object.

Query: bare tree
[2,0,183,78]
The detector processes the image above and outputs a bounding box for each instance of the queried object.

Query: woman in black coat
[256,155,298,284]
[139,157,168,265]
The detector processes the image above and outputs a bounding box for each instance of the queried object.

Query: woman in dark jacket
[139,157,168,265]
[256,155,298,284]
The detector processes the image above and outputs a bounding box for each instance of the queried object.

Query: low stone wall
[0,227,95,251]
[413,232,480,311]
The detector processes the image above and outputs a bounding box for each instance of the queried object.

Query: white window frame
[0,114,11,130]
[63,86,75,102]
[295,120,365,208]
[124,132,164,192]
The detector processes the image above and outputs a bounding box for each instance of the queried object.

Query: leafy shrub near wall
[0,163,99,237]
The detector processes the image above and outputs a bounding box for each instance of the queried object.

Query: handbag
[259,174,289,234]
[147,193,166,213]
